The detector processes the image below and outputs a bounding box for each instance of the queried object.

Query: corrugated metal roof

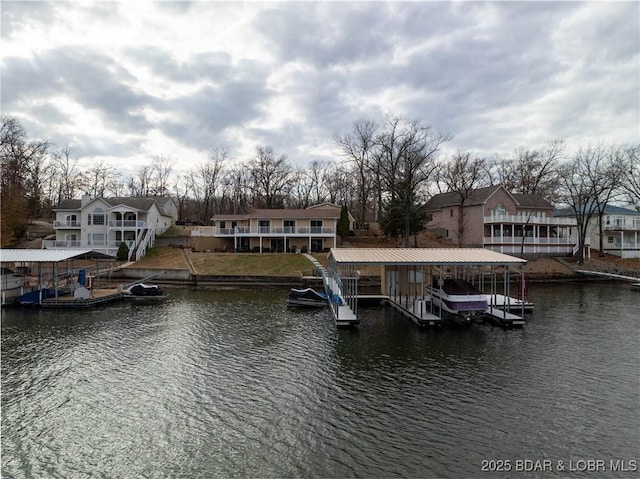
[0,249,116,263]
[329,248,527,265]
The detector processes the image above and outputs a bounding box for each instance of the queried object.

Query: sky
[2,1,639,175]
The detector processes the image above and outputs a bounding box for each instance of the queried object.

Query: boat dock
[325,248,529,329]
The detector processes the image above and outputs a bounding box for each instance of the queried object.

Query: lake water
[1,282,638,478]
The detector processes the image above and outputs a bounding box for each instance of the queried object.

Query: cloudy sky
[2,1,638,174]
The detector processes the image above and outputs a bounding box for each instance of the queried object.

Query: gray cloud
[1,1,637,170]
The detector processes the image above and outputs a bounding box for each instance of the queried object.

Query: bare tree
[436,151,486,247]
[249,145,293,209]
[49,146,81,203]
[488,140,564,202]
[334,119,378,226]
[150,156,175,196]
[78,160,121,197]
[620,144,640,210]
[558,145,618,263]
[375,116,450,245]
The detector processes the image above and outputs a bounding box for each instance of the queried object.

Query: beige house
[423,185,578,257]
[192,204,353,253]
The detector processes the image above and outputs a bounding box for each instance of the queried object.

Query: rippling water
[2,282,639,478]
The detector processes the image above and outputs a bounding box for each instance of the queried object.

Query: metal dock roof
[0,249,116,263]
[328,248,527,266]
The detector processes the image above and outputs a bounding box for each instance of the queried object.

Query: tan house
[192,204,353,253]
[423,185,578,257]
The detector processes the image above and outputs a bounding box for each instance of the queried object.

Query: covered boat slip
[326,248,528,328]
[0,249,119,306]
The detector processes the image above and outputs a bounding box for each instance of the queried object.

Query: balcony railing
[42,239,136,251]
[54,221,81,228]
[484,215,576,226]
[108,220,146,228]
[202,226,335,236]
[483,236,576,245]
[603,224,640,231]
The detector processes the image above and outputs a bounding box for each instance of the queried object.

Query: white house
[555,204,640,259]
[45,196,179,260]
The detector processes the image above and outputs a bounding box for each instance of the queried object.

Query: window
[450,209,453,217]
[89,208,105,225]
[259,220,270,233]
[494,203,506,217]
[284,220,295,233]
[311,220,323,233]
[608,236,614,244]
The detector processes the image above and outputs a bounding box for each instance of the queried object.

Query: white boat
[287,288,327,307]
[631,283,640,291]
[1,267,26,290]
[484,293,534,313]
[428,278,488,316]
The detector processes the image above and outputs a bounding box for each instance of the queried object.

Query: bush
[116,242,130,261]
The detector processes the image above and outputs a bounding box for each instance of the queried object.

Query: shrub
[116,242,130,261]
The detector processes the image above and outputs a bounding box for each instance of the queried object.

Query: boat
[123,283,166,302]
[631,283,640,291]
[286,288,328,307]
[484,293,534,313]
[428,278,488,316]
[1,267,26,291]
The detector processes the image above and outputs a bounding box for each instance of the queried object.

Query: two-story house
[46,196,179,260]
[555,204,640,258]
[191,204,352,253]
[423,185,578,257]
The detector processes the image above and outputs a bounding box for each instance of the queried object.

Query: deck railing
[484,215,576,226]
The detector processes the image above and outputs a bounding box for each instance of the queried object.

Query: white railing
[603,224,640,231]
[484,215,577,226]
[54,221,81,228]
[108,220,146,228]
[483,236,575,245]
[194,226,336,237]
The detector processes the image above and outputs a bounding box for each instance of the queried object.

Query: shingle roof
[212,208,340,220]
[55,199,82,210]
[424,186,503,210]
[424,185,553,211]
[54,196,174,214]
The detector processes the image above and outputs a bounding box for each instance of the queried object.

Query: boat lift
[326,248,528,328]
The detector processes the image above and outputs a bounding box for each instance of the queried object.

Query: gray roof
[54,196,174,213]
[424,186,553,211]
[329,248,527,266]
[0,249,116,262]
[213,208,340,220]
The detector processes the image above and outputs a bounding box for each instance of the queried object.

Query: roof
[329,248,527,266]
[511,193,553,209]
[555,204,640,217]
[213,208,340,220]
[0,249,116,263]
[424,186,503,210]
[54,196,175,214]
[424,185,553,211]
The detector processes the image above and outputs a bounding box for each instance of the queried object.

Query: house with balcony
[423,185,578,258]
[555,204,640,259]
[46,196,179,260]
[191,204,352,253]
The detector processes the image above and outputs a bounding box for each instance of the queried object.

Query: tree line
[2,114,638,261]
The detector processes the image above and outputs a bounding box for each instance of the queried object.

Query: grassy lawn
[132,247,329,276]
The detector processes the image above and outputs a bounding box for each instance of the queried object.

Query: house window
[259,220,270,233]
[88,233,105,245]
[284,220,295,234]
[608,236,614,244]
[310,238,323,252]
[450,209,453,217]
[220,221,226,229]
[311,220,323,233]
[89,208,105,225]
[494,203,506,217]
